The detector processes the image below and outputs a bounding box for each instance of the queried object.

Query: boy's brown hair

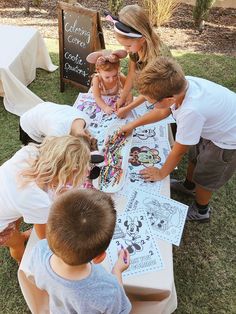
[47,189,116,265]
[136,57,186,101]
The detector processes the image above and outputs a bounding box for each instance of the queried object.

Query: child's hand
[115,98,125,110]
[113,248,130,273]
[118,124,134,137]
[103,106,114,115]
[116,106,130,119]
[140,167,164,182]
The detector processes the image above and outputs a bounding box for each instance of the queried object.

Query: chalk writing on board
[63,12,91,84]
[58,2,105,91]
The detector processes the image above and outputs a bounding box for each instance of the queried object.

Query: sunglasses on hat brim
[104,11,142,36]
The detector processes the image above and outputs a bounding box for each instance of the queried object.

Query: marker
[120,244,128,264]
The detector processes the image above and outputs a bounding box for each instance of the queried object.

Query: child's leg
[4,220,26,263]
[5,233,25,263]
[195,185,212,206]
[186,160,196,183]
[188,140,236,221]
[171,160,196,196]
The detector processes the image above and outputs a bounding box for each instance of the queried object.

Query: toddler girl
[106,4,171,118]
[86,49,131,115]
[0,135,90,263]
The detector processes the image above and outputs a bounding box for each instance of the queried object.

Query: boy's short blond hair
[136,57,186,100]
[47,189,116,266]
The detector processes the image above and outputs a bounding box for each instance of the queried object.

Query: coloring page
[133,124,168,143]
[121,168,162,195]
[132,101,154,118]
[121,140,172,195]
[128,140,171,170]
[73,93,103,122]
[73,93,134,149]
[125,188,188,246]
[107,210,164,277]
[133,101,175,124]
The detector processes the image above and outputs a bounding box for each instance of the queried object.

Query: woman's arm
[92,76,114,115]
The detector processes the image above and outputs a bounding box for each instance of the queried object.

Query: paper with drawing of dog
[125,188,188,246]
[107,210,164,277]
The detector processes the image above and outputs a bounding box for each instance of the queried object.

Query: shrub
[108,0,124,16]
[142,0,180,27]
[193,0,215,28]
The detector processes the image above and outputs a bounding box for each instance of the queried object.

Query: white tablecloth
[18,176,177,314]
[0,25,57,116]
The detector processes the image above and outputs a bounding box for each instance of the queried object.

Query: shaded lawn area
[0,39,235,313]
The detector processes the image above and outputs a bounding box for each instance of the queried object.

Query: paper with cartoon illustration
[126,188,188,246]
[133,100,175,124]
[129,140,171,168]
[73,93,135,148]
[122,140,170,194]
[107,210,164,277]
[133,124,168,143]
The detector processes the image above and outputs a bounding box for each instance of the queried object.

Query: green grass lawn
[0,39,235,313]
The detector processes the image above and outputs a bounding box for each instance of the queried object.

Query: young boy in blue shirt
[28,189,131,313]
[120,57,236,222]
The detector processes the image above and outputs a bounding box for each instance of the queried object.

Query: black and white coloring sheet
[73,93,134,148]
[107,210,164,277]
[133,124,168,143]
[125,188,188,246]
[133,100,176,125]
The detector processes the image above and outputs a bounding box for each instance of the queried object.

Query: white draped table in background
[0,25,57,116]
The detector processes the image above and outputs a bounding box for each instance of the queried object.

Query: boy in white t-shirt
[20,102,91,145]
[120,57,236,222]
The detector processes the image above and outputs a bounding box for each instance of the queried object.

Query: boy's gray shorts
[189,138,236,191]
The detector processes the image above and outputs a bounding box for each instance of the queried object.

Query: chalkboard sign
[58,2,105,92]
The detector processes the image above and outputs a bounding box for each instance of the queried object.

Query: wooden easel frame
[58,2,105,92]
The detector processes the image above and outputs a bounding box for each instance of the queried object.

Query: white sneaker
[187,203,211,222]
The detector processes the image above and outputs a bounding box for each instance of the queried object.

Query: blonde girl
[0,135,90,262]
[106,4,171,117]
[86,49,132,115]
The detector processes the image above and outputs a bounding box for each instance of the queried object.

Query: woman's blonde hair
[20,135,90,193]
[118,4,161,64]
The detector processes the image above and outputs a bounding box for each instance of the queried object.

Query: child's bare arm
[116,60,136,109]
[119,107,171,136]
[140,142,189,181]
[70,119,88,137]
[116,95,146,118]
[92,76,114,115]
[34,224,46,239]
[112,249,130,286]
